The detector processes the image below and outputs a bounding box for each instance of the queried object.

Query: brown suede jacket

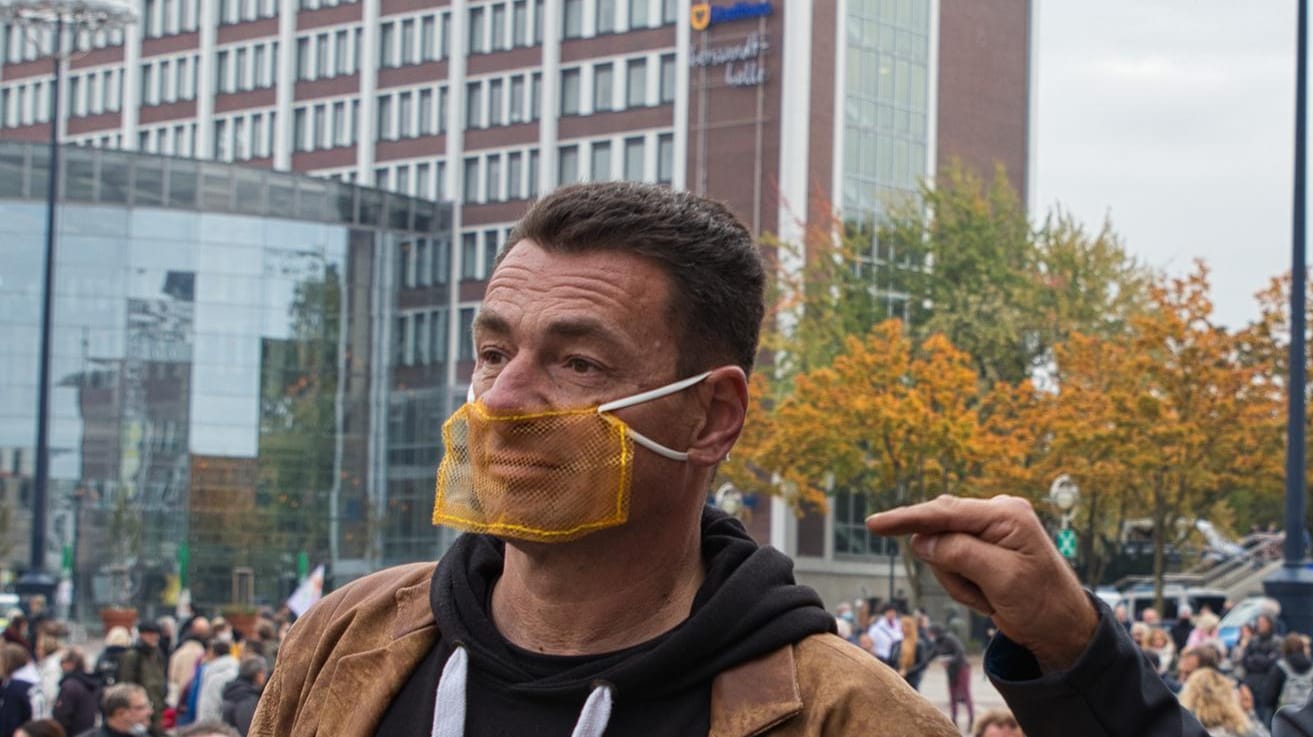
[250,562,958,737]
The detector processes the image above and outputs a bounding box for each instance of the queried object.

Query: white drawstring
[570,682,613,737]
[431,646,615,737]
[432,646,468,737]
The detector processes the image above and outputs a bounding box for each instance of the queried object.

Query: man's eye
[566,358,596,374]
[479,349,507,365]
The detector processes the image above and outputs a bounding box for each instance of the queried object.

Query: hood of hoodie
[61,669,101,690]
[221,677,262,702]
[1289,651,1313,674]
[432,505,835,703]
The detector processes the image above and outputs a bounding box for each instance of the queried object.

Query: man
[177,723,240,737]
[867,604,903,667]
[168,617,210,725]
[972,709,1023,737]
[1,642,46,735]
[1169,605,1193,653]
[194,642,238,725]
[1244,613,1283,724]
[116,623,166,736]
[220,657,265,736]
[251,183,957,736]
[930,624,972,730]
[76,683,152,737]
[1173,646,1218,687]
[52,647,99,736]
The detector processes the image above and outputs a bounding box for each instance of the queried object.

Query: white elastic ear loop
[466,384,475,403]
[596,371,712,462]
[431,645,468,737]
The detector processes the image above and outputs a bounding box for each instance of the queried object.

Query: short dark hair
[15,720,65,737]
[238,655,267,682]
[101,683,146,718]
[504,182,765,376]
[210,640,231,657]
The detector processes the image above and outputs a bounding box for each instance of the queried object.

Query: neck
[105,718,134,734]
[491,504,706,655]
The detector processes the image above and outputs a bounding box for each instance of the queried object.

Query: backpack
[1279,659,1313,710]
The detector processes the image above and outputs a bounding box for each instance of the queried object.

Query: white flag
[287,565,325,617]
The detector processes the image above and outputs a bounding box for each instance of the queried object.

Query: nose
[476,354,551,414]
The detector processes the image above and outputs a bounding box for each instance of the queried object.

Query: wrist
[1029,596,1099,674]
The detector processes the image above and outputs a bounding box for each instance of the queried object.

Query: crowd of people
[0,597,290,737]
[1108,599,1311,737]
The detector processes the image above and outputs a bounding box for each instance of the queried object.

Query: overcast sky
[1035,1,1299,328]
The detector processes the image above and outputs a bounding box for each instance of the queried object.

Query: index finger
[865,494,1032,537]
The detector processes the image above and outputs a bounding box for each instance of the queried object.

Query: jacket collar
[317,575,438,737]
[709,644,803,737]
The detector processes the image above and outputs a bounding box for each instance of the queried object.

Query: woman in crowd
[1178,668,1266,737]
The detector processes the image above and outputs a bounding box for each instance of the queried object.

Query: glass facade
[841,0,931,322]
[0,141,454,617]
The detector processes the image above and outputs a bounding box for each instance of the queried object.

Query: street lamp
[0,0,134,603]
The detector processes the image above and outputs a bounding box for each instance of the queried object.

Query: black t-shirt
[373,633,711,737]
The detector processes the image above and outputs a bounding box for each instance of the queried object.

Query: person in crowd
[868,603,904,667]
[1233,621,1258,681]
[1112,604,1131,630]
[168,617,211,726]
[155,618,176,663]
[251,182,959,736]
[1237,684,1271,737]
[1178,668,1266,737]
[11,720,63,737]
[929,623,973,730]
[1130,621,1151,649]
[176,721,240,737]
[2,613,32,658]
[1264,633,1313,719]
[194,641,238,724]
[1243,614,1284,725]
[51,648,98,737]
[220,656,266,736]
[973,709,1024,737]
[116,623,166,736]
[1142,607,1162,628]
[23,600,50,654]
[1187,612,1227,658]
[91,629,130,689]
[1177,645,1221,686]
[1147,626,1177,677]
[34,627,65,712]
[1171,606,1194,653]
[857,633,876,658]
[77,684,152,737]
[890,615,933,691]
[2,642,47,727]
[237,622,277,669]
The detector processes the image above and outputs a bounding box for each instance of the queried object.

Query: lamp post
[0,0,134,603]
[1265,0,1313,637]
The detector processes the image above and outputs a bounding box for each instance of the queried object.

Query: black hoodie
[375,506,835,736]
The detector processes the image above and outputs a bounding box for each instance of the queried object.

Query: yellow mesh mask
[433,372,711,543]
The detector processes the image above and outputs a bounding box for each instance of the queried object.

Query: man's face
[140,631,159,648]
[112,694,152,729]
[1178,654,1198,681]
[473,242,699,533]
[884,610,896,623]
[980,723,1022,737]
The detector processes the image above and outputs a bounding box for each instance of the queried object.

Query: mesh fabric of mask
[433,401,634,543]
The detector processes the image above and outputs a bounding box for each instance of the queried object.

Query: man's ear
[686,365,748,467]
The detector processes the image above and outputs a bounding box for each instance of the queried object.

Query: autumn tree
[726,320,987,602]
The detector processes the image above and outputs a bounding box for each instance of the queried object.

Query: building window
[528,148,539,196]
[486,156,501,202]
[491,3,507,50]
[465,81,483,129]
[417,162,432,198]
[379,22,395,67]
[530,72,542,120]
[626,57,646,107]
[509,74,526,123]
[377,93,393,140]
[594,62,613,112]
[419,88,434,135]
[558,144,578,185]
[336,30,350,74]
[629,0,648,29]
[560,68,580,116]
[657,132,673,184]
[461,234,479,279]
[624,136,644,181]
[507,151,523,199]
[597,0,616,33]
[562,0,583,38]
[398,90,414,138]
[488,78,503,127]
[400,18,416,65]
[660,53,676,103]
[512,0,528,46]
[590,140,610,182]
[315,34,329,78]
[297,37,311,79]
[468,6,486,53]
[482,230,500,278]
[421,15,437,61]
[438,85,449,133]
[832,490,895,558]
[463,156,480,204]
[294,107,308,150]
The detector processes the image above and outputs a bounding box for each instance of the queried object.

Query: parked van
[1121,585,1227,622]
